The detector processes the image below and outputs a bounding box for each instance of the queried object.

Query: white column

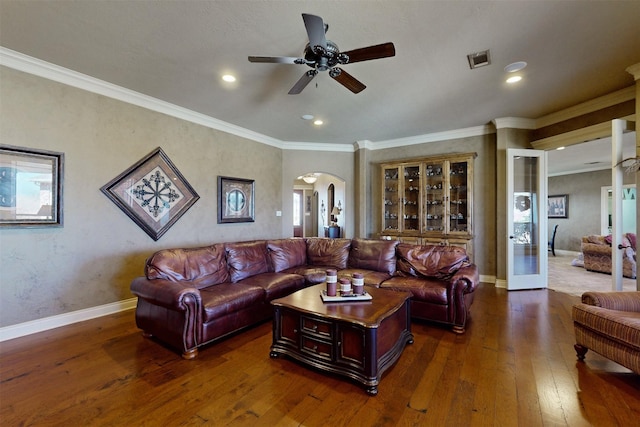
[612,119,625,291]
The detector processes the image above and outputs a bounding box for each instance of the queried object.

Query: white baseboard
[480,274,497,284]
[554,249,580,257]
[0,298,137,342]
[495,279,507,289]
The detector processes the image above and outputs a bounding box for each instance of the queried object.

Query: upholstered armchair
[572,291,640,374]
[581,234,636,279]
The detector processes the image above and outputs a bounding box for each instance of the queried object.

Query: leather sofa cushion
[145,244,230,289]
[306,237,351,269]
[267,238,307,272]
[225,241,270,282]
[282,266,328,284]
[236,272,305,300]
[348,238,399,275]
[396,243,468,279]
[200,283,265,322]
[381,276,448,305]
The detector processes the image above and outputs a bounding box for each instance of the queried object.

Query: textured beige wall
[0,66,284,327]
[367,134,497,276]
[549,169,635,252]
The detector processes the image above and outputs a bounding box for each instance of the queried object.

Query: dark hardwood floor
[1,284,639,426]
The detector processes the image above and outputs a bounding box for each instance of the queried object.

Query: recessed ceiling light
[301,114,314,120]
[506,75,522,84]
[222,74,236,82]
[504,61,527,73]
[556,146,565,150]
[313,119,323,126]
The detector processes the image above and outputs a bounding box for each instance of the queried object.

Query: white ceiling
[1,1,639,174]
[546,132,636,176]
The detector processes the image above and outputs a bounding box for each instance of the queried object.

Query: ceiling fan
[248,13,395,94]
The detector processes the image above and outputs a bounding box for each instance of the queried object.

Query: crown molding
[531,120,635,151]
[535,86,636,128]
[280,141,355,152]
[0,47,506,153]
[355,140,373,150]
[492,117,537,130]
[626,62,640,81]
[0,47,285,149]
[369,125,495,150]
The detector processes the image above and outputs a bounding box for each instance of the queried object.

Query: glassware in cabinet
[423,162,445,232]
[383,166,400,231]
[448,161,469,233]
[402,165,421,232]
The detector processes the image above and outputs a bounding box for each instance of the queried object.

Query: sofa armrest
[131,276,202,312]
[450,263,480,293]
[581,291,640,312]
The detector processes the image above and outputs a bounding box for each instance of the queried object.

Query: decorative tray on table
[320,290,373,302]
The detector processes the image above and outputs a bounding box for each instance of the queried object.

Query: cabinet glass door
[423,162,445,232]
[403,165,421,232]
[448,161,469,233]
[383,166,400,232]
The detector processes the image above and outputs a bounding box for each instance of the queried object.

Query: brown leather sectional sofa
[131,237,480,359]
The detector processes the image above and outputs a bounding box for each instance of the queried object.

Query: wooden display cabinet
[380,152,476,260]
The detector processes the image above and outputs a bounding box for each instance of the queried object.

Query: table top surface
[271,284,411,328]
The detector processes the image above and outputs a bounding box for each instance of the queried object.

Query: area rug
[548,253,638,297]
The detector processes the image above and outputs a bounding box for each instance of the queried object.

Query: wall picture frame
[0,144,64,228]
[218,176,255,223]
[101,147,199,241]
[548,194,568,218]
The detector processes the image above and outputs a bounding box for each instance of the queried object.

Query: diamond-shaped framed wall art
[101,147,199,241]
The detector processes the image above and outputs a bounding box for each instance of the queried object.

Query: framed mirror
[0,145,64,228]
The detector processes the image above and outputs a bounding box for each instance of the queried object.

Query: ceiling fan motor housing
[304,40,343,71]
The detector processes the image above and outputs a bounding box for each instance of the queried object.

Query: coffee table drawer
[301,315,333,338]
[301,336,333,360]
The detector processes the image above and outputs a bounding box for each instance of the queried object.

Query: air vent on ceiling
[467,50,491,69]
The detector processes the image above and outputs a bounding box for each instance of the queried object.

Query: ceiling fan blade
[330,68,366,94]
[302,13,327,51]
[248,56,301,64]
[288,70,318,95]
[341,42,396,64]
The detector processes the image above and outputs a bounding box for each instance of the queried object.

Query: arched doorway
[294,173,345,237]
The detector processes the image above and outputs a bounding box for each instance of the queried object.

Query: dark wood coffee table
[270,284,413,395]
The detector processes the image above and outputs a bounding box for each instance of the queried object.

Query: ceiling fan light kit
[249,13,395,94]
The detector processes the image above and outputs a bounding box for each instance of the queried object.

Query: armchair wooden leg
[452,325,465,334]
[574,344,588,361]
[182,348,198,360]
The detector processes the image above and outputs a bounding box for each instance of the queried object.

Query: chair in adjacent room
[548,224,558,256]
